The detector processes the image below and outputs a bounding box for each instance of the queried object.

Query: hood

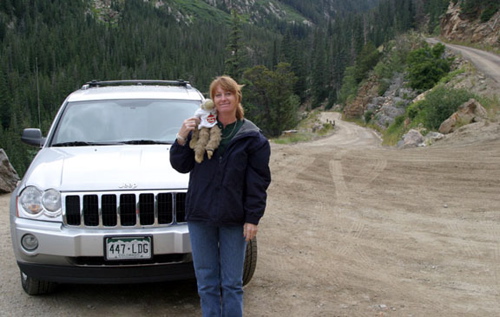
[22,145,189,192]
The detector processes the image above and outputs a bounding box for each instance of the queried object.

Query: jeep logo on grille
[119,183,137,189]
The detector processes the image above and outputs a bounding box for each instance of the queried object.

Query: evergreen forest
[0,0,495,176]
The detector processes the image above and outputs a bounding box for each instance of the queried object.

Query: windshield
[49,99,200,146]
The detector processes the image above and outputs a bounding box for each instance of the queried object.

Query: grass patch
[439,68,466,84]
[476,94,500,120]
[271,110,337,144]
[382,115,407,146]
[273,133,312,144]
[172,0,229,23]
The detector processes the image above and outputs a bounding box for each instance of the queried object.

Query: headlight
[20,186,43,215]
[19,186,62,218]
[42,188,62,214]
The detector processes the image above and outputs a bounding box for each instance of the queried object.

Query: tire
[20,270,57,295]
[242,237,257,286]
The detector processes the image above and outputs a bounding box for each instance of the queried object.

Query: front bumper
[11,217,194,283]
[18,261,195,284]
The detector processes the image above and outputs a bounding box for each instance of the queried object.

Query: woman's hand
[243,223,258,242]
[177,117,199,145]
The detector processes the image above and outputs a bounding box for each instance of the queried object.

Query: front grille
[63,192,187,227]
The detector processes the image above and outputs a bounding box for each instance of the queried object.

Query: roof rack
[81,79,190,89]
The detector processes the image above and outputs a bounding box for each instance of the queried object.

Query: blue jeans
[188,221,247,317]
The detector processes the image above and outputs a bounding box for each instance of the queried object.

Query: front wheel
[20,270,57,295]
[242,237,257,286]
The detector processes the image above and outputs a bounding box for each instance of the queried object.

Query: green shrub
[407,100,425,119]
[407,43,452,91]
[422,86,476,130]
[393,114,406,127]
[377,78,391,96]
[382,86,478,146]
[481,5,499,22]
[364,110,374,123]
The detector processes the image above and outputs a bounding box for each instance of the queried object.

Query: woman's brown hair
[209,76,245,119]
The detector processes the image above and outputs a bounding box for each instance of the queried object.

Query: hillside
[91,0,380,26]
[340,1,500,148]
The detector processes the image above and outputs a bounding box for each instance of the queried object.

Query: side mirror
[21,128,46,147]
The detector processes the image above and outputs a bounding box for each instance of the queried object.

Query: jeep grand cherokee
[9,80,257,295]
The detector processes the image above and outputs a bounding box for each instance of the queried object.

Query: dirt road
[2,112,499,316]
[428,37,500,84]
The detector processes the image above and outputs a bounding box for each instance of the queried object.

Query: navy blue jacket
[169,119,271,226]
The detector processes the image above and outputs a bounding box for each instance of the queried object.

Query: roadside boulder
[439,99,487,134]
[0,149,20,193]
[397,129,424,149]
[423,131,445,146]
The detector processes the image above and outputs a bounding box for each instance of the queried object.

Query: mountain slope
[199,0,380,24]
[92,0,380,26]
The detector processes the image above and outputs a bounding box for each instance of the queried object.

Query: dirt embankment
[2,111,500,316]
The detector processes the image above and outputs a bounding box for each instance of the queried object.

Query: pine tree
[225,10,244,80]
[242,63,299,137]
[0,64,11,130]
[311,29,327,107]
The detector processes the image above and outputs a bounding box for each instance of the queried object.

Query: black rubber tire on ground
[20,270,57,295]
[242,237,257,286]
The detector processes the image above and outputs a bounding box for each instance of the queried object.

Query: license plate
[105,236,152,260]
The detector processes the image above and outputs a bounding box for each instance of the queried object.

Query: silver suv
[9,80,257,295]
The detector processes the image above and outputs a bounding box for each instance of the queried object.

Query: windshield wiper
[52,141,124,147]
[52,141,94,147]
[121,139,172,145]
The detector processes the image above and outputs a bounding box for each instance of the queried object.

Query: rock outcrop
[0,149,20,193]
[438,98,488,134]
[440,2,500,48]
[343,78,380,119]
[344,72,417,129]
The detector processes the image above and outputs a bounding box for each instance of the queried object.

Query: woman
[170,76,271,317]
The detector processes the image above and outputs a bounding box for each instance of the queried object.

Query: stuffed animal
[189,99,221,163]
